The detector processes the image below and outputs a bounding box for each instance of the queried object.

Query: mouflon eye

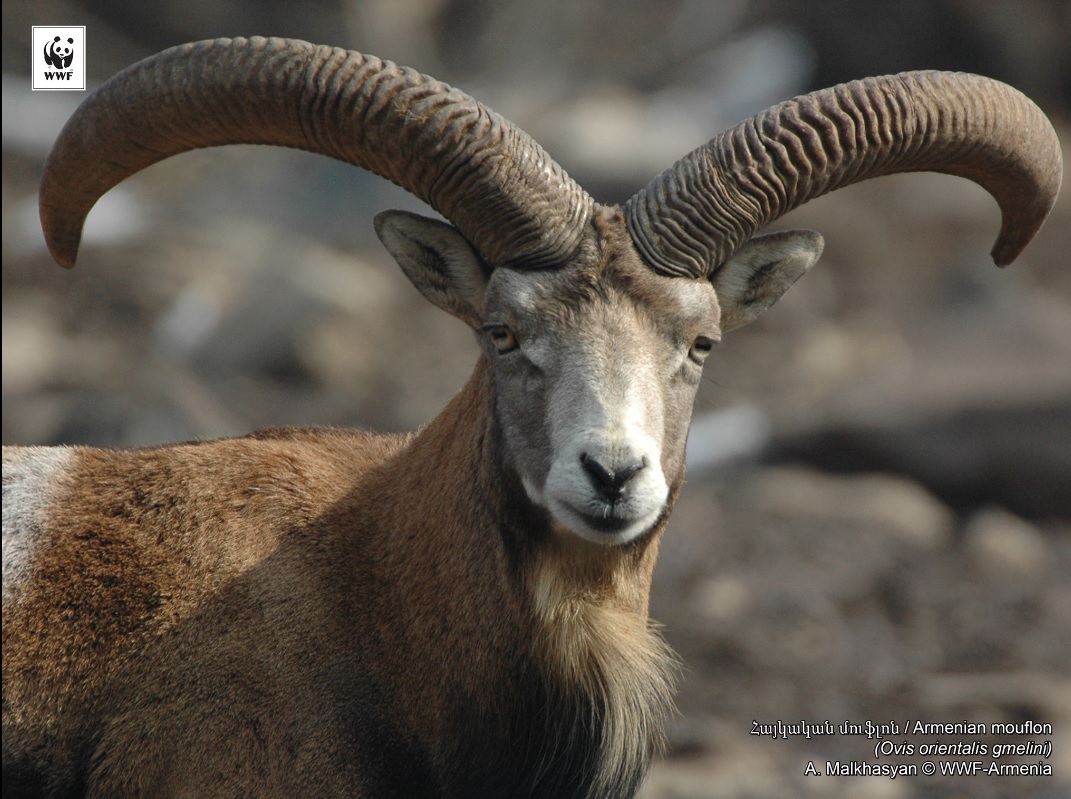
[689,336,717,364]
[484,325,518,354]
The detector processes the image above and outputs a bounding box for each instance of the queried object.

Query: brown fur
[2,206,820,798]
[3,354,678,798]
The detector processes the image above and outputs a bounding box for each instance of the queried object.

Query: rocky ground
[4,2,1069,796]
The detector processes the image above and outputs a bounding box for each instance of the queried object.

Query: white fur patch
[543,360,668,545]
[2,446,73,603]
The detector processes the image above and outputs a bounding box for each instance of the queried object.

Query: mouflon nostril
[580,453,646,500]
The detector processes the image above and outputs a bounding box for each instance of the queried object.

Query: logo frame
[33,26,86,91]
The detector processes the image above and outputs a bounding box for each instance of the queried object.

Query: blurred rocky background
[3,1,1069,797]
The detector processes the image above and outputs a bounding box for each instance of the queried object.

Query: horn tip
[41,217,81,269]
[53,250,79,270]
[40,175,82,268]
[990,229,1034,267]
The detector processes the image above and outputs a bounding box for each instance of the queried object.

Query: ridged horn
[40,37,593,270]
[625,71,1062,277]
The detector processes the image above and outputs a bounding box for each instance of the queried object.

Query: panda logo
[44,36,75,70]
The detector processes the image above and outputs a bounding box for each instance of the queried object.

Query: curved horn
[40,37,593,270]
[625,71,1062,277]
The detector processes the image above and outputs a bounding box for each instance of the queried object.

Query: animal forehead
[486,257,719,334]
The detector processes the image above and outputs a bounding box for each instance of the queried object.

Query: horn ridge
[40,36,593,270]
[625,70,1062,277]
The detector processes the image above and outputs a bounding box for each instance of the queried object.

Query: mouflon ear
[711,230,824,332]
[375,210,490,329]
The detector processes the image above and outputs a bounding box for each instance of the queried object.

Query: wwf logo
[44,36,75,69]
[32,26,85,90]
